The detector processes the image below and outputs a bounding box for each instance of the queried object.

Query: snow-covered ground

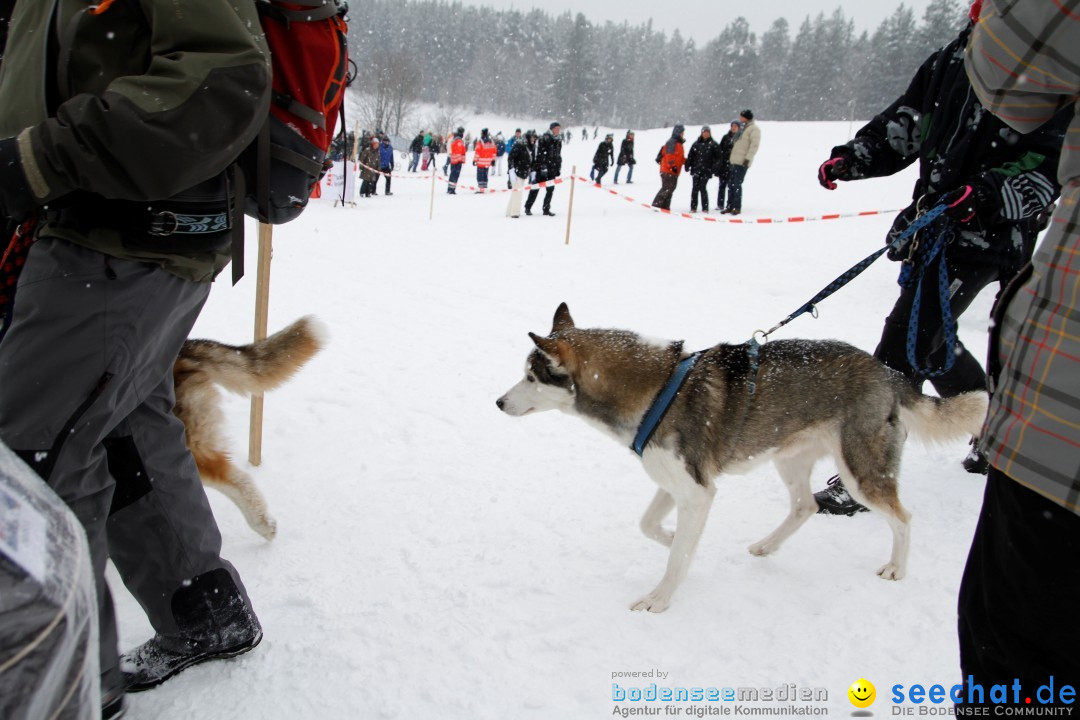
[112,120,999,718]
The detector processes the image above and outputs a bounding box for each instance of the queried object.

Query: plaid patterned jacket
[965,0,1080,515]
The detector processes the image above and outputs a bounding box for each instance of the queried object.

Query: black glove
[817,156,849,190]
[938,185,978,224]
[0,137,37,222]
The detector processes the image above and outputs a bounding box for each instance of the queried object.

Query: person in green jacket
[0,1,273,715]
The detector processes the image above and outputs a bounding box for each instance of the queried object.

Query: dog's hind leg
[640,488,675,547]
[632,451,716,613]
[195,450,277,541]
[748,453,818,557]
[838,415,911,580]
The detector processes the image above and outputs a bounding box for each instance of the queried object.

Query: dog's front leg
[640,488,675,547]
[632,453,715,613]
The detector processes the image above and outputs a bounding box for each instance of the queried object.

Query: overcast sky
[460,0,940,43]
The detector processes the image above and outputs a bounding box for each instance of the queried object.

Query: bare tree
[356,49,420,137]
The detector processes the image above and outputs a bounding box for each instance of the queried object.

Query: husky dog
[497,304,987,612]
[173,316,326,540]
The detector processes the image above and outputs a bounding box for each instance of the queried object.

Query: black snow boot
[814,475,870,516]
[962,437,989,475]
[121,569,262,692]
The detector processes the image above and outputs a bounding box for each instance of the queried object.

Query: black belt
[45,200,233,254]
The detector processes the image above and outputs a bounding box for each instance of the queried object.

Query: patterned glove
[817,156,849,190]
[939,185,978,224]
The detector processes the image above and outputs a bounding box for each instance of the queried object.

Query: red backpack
[243,0,351,225]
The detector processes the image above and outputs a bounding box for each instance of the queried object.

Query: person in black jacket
[685,126,719,212]
[506,129,535,218]
[614,131,635,184]
[812,21,1070,516]
[715,121,740,212]
[525,122,562,216]
[591,133,615,184]
[408,132,424,172]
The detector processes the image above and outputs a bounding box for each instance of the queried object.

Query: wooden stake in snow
[248,222,274,467]
[564,165,577,245]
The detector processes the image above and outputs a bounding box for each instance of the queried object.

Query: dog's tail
[176,316,328,396]
[897,382,988,443]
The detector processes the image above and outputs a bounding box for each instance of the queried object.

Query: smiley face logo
[848,678,876,708]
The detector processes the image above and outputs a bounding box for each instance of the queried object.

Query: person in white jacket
[723,109,760,215]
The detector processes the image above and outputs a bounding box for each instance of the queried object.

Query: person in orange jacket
[447,127,466,195]
[473,128,496,192]
[652,124,685,210]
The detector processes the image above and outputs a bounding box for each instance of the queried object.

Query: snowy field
[111,119,1001,718]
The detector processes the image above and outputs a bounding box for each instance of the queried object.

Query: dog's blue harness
[631,351,703,457]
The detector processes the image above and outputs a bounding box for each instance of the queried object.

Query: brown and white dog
[497,304,987,612]
[174,316,325,540]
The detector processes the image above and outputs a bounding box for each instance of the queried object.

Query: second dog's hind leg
[640,488,675,547]
[748,453,818,557]
[196,450,277,541]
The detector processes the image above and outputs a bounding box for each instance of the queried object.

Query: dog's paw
[747,540,776,557]
[643,528,674,547]
[876,562,905,580]
[254,515,277,542]
[630,591,671,613]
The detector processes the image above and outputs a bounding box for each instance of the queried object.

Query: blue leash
[631,203,955,457]
[897,212,958,378]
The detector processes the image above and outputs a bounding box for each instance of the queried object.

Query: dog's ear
[552,303,575,333]
[529,332,577,370]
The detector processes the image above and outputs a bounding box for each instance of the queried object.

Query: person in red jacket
[473,128,496,192]
[447,127,466,195]
[652,124,686,210]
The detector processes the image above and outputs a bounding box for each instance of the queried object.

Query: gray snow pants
[0,237,253,695]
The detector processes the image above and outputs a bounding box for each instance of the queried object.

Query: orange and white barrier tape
[357,161,434,180]
[436,172,564,194]
[576,176,901,224]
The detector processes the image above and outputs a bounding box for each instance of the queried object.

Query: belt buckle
[148,210,180,237]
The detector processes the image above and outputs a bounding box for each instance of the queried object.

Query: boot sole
[125,630,263,693]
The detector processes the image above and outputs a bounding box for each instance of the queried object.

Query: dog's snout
[496,397,505,411]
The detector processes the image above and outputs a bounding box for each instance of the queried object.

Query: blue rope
[897,212,958,379]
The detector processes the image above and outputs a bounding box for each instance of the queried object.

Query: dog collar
[632,351,703,457]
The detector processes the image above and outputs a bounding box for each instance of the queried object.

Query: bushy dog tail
[176,316,328,397]
[898,386,988,443]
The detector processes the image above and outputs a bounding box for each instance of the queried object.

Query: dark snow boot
[121,569,262,692]
[962,437,989,475]
[814,475,870,516]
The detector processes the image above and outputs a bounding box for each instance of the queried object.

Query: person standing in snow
[505,128,522,189]
[359,137,381,197]
[959,0,1080,701]
[507,129,536,219]
[811,6,1069,516]
[378,134,395,196]
[652,124,686,210]
[409,132,424,172]
[473,128,496,192]
[614,131,636,184]
[686,126,719,212]
[723,109,759,215]
[494,132,507,177]
[592,133,615,185]
[446,127,466,195]
[715,121,741,214]
[0,1,270,714]
[524,122,562,216]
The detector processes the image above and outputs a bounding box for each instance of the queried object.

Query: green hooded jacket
[0,0,271,281]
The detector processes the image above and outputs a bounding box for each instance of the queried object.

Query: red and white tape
[356,161,434,180]
[437,173,564,194]
[577,176,901,224]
